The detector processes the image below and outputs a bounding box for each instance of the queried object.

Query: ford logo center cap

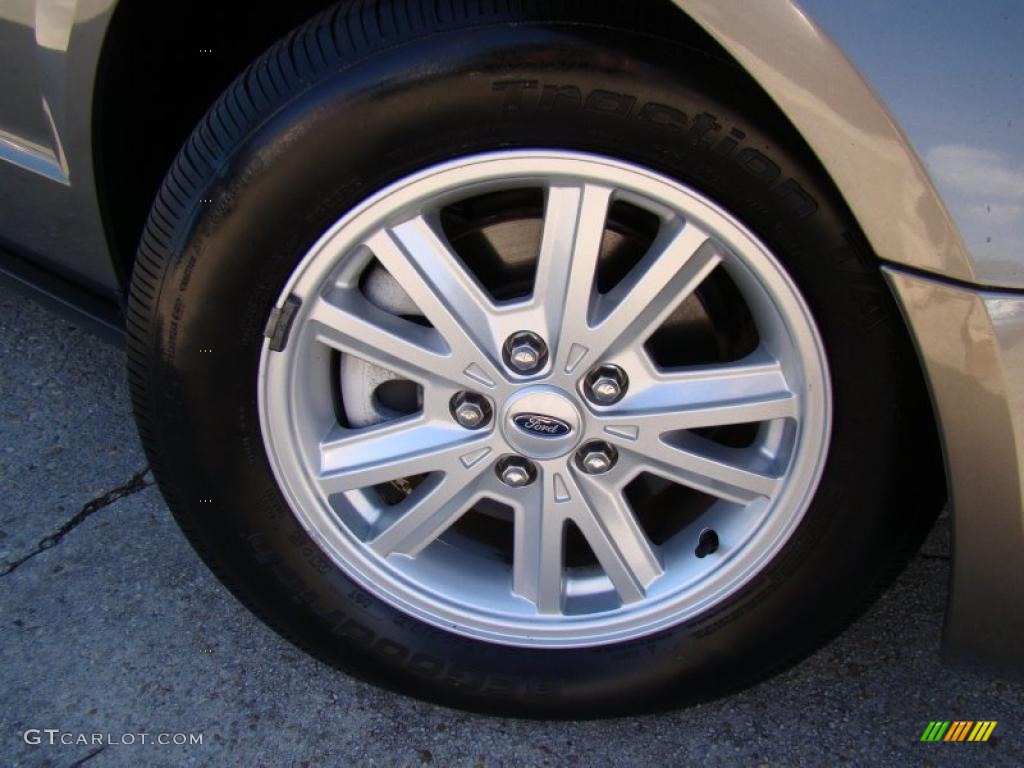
[513,413,572,438]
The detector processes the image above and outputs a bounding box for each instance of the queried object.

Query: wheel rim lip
[257,150,832,648]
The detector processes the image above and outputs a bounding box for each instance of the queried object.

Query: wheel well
[93,0,336,289]
[91,0,749,290]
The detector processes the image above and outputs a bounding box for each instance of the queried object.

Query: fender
[674,0,1009,288]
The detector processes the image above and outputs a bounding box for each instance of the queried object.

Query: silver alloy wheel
[258,151,831,648]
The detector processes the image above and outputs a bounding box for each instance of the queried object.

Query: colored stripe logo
[920,721,997,742]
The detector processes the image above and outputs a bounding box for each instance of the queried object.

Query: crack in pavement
[0,467,152,577]
[69,746,106,766]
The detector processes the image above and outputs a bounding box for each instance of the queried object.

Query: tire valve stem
[695,528,719,558]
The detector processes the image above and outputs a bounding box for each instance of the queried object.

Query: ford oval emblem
[513,413,572,438]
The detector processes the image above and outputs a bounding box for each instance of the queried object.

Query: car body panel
[0,0,118,296]
[675,0,1024,289]
[886,268,1024,670]
[801,0,1024,289]
[3,0,1022,294]
[0,0,1022,666]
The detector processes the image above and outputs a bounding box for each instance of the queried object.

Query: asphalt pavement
[1,281,1022,767]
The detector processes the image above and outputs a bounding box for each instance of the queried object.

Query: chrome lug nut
[584,364,628,405]
[450,392,492,430]
[496,456,537,487]
[592,376,621,403]
[503,331,548,374]
[576,441,618,474]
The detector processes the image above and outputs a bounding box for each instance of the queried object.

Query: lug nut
[584,364,628,405]
[576,441,618,474]
[503,331,548,374]
[496,455,537,487]
[450,392,492,430]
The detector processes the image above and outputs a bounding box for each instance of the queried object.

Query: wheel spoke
[596,357,797,434]
[309,292,456,386]
[532,183,612,372]
[366,217,506,386]
[511,479,566,614]
[317,419,493,495]
[622,433,780,505]
[562,470,663,604]
[592,223,718,360]
[369,472,486,557]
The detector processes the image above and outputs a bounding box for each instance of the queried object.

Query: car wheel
[127,0,942,716]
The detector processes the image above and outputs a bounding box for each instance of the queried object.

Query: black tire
[126,0,943,716]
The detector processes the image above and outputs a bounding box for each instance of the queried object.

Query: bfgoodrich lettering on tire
[127,0,942,716]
